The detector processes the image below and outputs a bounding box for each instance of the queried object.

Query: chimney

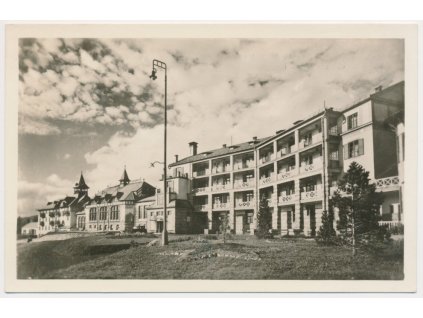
[375,85,382,93]
[252,136,258,142]
[175,154,179,162]
[222,144,227,148]
[189,141,198,156]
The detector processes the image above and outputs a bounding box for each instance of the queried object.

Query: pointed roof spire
[119,166,130,186]
[77,171,89,189]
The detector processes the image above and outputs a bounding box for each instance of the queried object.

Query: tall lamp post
[150,59,168,246]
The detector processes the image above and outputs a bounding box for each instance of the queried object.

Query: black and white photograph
[3,23,418,292]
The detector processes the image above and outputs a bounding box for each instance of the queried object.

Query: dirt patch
[159,246,261,261]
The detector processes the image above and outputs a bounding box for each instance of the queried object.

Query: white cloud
[18,174,74,216]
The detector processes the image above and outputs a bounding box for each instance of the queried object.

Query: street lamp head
[150,68,157,80]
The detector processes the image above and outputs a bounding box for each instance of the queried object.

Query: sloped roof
[119,167,130,184]
[75,172,89,190]
[169,137,272,167]
[89,179,155,204]
[137,195,156,203]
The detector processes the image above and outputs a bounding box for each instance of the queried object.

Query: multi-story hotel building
[82,168,156,232]
[37,173,91,235]
[168,81,404,236]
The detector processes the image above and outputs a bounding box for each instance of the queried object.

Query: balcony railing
[194,204,209,212]
[192,186,210,194]
[233,179,255,189]
[193,169,210,177]
[299,157,323,174]
[259,174,275,186]
[300,186,323,201]
[378,220,402,229]
[374,176,400,191]
[211,183,232,192]
[277,167,297,180]
[212,202,231,210]
[278,194,296,205]
[234,200,255,209]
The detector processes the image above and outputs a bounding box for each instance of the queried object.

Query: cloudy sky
[18,38,404,216]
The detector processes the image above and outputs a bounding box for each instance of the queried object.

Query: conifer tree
[256,195,273,239]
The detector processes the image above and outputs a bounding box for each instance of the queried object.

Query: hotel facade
[34,82,404,237]
[168,81,404,236]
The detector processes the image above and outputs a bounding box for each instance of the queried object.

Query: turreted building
[37,173,91,236]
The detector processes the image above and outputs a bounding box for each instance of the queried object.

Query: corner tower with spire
[119,166,131,186]
[74,172,89,197]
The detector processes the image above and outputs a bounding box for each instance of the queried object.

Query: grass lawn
[18,234,404,280]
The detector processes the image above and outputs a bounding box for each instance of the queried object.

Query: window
[303,132,312,146]
[345,139,364,159]
[116,225,119,230]
[89,208,97,221]
[347,113,358,130]
[110,206,120,220]
[138,206,141,219]
[302,183,316,192]
[110,225,113,231]
[99,225,102,230]
[329,150,339,160]
[99,207,107,220]
[143,207,147,219]
[302,154,313,165]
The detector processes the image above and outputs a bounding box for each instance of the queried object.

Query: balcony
[259,174,275,187]
[374,176,400,192]
[193,169,210,178]
[211,183,232,192]
[233,162,255,171]
[194,204,209,212]
[259,153,275,165]
[235,200,255,209]
[299,157,323,174]
[212,202,231,210]
[300,186,323,201]
[192,187,210,194]
[300,134,323,149]
[234,179,255,189]
[278,193,296,205]
[212,166,231,174]
[277,167,298,180]
[277,145,297,158]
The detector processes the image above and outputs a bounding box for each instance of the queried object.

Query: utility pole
[150,59,169,246]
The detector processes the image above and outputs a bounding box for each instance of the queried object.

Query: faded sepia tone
[4,24,418,292]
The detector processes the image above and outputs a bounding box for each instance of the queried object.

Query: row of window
[89,206,120,221]
[137,209,172,219]
[88,224,120,230]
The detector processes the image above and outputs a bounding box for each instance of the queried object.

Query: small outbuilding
[21,222,38,237]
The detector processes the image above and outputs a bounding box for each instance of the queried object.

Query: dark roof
[75,172,89,190]
[38,195,88,211]
[169,137,272,167]
[119,167,130,184]
[136,195,156,203]
[88,179,155,205]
